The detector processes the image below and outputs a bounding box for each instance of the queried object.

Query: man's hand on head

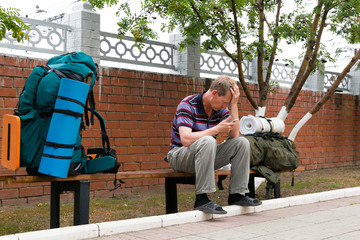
[230,83,240,107]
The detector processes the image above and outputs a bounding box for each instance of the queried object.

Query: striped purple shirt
[170,92,229,149]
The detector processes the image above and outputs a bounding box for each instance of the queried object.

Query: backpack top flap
[47,52,97,88]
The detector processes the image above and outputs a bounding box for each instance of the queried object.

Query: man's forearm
[179,127,219,147]
[228,106,240,138]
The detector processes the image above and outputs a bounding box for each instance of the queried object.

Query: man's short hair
[209,75,236,96]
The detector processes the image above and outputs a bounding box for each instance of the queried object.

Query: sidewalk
[2,188,360,240]
[90,193,360,240]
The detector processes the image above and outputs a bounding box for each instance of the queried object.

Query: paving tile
[77,191,360,240]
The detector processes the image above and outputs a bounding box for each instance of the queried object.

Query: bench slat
[0,167,304,184]
[2,170,229,184]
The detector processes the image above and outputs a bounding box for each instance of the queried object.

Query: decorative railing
[200,51,252,80]
[269,63,350,92]
[270,63,299,86]
[324,71,350,92]
[100,32,176,70]
[0,17,71,55]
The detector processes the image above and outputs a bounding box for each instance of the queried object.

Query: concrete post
[63,1,100,64]
[169,34,200,77]
[304,71,324,92]
[349,67,360,95]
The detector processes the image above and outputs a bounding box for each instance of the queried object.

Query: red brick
[90,182,107,191]
[125,113,142,121]
[119,121,137,129]
[128,79,143,88]
[115,104,133,112]
[143,113,159,121]
[160,98,176,106]
[0,88,17,97]
[114,138,132,146]
[2,198,27,206]
[130,130,148,138]
[5,57,32,67]
[108,95,126,103]
[127,146,144,154]
[138,122,154,129]
[142,178,159,186]
[111,129,130,138]
[20,187,43,197]
[134,155,150,162]
[143,97,159,105]
[132,138,149,146]
[119,69,136,79]
[144,146,160,154]
[106,112,125,121]
[4,98,18,108]
[27,195,50,204]
[126,96,143,104]
[0,108,16,116]
[14,77,26,88]
[23,68,33,78]
[124,179,142,187]
[0,189,18,199]
[0,77,14,87]
[141,162,156,170]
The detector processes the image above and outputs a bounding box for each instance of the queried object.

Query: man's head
[209,75,237,96]
[208,75,237,111]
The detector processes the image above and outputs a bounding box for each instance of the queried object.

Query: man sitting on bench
[166,75,262,214]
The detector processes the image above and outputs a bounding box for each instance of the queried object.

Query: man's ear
[211,89,218,96]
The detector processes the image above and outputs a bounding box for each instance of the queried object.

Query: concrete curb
[2,187,360,240]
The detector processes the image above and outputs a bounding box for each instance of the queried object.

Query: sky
[0,0,357,72]
[0,0,119,33]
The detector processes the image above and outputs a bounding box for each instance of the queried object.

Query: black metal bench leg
[50,180,90,228]
[247,173,256,198]
[74,180,90,225]
[274,179,281,198]
[50,182,61,229]
[165,178,178,214]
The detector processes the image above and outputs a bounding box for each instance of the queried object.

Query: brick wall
[0,54,359,206]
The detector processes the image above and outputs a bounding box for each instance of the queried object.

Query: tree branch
[263,0,282,107]
[215,8,237,38]
[189,0,236,64]
[263,16,274,36]
[286,3,335,113]
[283,0,323,112]
[310,48,360,115]
[231,0,258,110]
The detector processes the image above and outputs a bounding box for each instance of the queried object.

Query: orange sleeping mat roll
[1,114,21,171]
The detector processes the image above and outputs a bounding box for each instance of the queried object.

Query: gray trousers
[167,136,250,195]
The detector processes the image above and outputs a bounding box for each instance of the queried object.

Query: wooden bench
[0,167,304,229]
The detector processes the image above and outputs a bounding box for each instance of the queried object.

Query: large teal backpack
[15,52,119,176]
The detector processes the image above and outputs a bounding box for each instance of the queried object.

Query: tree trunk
[258,0,266,107]
[232,0,258,110]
